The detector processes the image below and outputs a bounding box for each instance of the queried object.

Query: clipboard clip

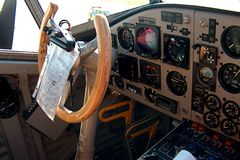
[44,18,75,52]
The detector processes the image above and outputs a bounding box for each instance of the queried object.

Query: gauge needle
[233,69,240,78]
[229,43,235,49]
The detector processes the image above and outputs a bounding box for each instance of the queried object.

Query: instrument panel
[109,5,240,142]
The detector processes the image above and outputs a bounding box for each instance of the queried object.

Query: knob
[197,125,205,134]
[191,123,198,130]
[200,18,208,27]
[183,15,191,24]
[198,150,206,160]
[224,140,233,154]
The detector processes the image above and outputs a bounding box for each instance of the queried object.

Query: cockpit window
[39,0,148,26]
[11,0,39,52]
[10,0,148,52]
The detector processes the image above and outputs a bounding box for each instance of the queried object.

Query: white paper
[35,43,79,121]
[173,150,196,160]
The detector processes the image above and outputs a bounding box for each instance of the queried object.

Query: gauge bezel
[163,34,190,69]
[140,60,161,89]
[117,27,134,52]
[221,25,240,59]
[203,111,220,128]
[220,119,238,136]
[218,63,240,94]
[204,94,221,112]
[135,24,160,59]
[166,71,187,96]
[222,100,240,119]
[197,65,216,89]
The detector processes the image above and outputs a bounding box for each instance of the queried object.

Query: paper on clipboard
[34,43,79,121]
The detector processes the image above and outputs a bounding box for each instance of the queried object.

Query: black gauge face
[205,94,221,112]
[135,25,160,58]
[221,119,238,136]
[114,76,124,89]
[199,67,214,84]
[221,26,240,58]
[117,27,134,51]
[222,101,240,119]
[204,111,220,128]
[218,63,240,93]
[140,60,160,89]
[164,34,190,69]
[168,39,186,63]
[166,71,187,96]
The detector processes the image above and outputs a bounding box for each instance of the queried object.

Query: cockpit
[0,0,240,160]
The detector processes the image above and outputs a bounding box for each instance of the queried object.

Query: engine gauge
[166,71,187,96]
[218,63,240,93]
[117,27,134,51]
[203,111,220,128]
[221,26,240,59]
[204,94,221,112]
[221,119,238,136]
[140,60,161,89]
[199,67,215,84]
[135,24,160,59]
[222,101,240,119]
[164,34,190,69]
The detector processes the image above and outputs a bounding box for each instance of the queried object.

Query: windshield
[39,0,148,26]
[11,0,148,52]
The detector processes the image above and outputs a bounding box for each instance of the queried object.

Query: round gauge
[222,101,240,119]
[164,35,190,69]
[114,76,124,89]
[218,63,240,93]
[136,26,159,57]
[221,119,238,136]
[204,94,221,112]
[203,111,220,128]
[199,67,214,84]
[117,27,134,51]
[166,71,187,96]
[221,26,240,58]
[166,38,186,63]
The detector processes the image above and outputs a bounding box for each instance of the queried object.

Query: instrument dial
[166,71,187,96]
[168,40,186,63]
[203,111,220,128]
[164,34,190,69]
[221,26,240,59]
[218,63,240,93]
[221,119,238,136]
[222,101,240,119]
[204,94,221,112]
[199,67,214,84]
[140,60,161,89]
[135,25,160,58]
[117,27,134,51]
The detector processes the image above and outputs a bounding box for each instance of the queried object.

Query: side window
[0,0,16,49]
[11,0,39,52]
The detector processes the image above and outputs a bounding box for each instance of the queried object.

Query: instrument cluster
[109,5,240,142]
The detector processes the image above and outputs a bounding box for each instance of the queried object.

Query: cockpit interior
[0,0,240,160]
